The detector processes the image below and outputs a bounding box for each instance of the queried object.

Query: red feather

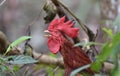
[46,16,94,76]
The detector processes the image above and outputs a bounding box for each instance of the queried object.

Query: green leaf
[5,55,38,64]
[111,69,120,76]
[74,42,102,47]
[97,43,111,62]
[5,36,31,55]
[70,64,90,76]
[13,65,19,72]
[93,32,120,72]
[91,61,102,72]
[97,33,120,62]
[46,66,53,76]
[102,28,113,37]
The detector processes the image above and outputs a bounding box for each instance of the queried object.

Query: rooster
[45,16,94,76]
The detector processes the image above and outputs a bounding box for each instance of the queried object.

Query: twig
[57,0,96,42]
[24,0,45,32]
[50,0,69,19]
[23,2,46,35]
[23,66,29,76]
[1,63,17,76]
[56,0,87,34]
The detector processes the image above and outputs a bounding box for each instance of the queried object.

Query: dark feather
[60,39,94,76]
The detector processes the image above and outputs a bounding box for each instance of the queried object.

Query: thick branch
[33,51,115,73]
[32,51,114,73]
[33,51,64,68]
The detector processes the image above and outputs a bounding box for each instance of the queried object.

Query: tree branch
[33,51,64,68]
[33,50,114,73]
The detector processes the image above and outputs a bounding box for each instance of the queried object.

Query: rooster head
[45,16,79,54]
[48,16,79,38]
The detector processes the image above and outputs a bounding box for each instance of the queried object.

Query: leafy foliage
[63,12,120,75]
[5,36,31,55]
[13,65,19,72]
[2,55,38,64]
[91,61,102,72]
[91,19,120,75]
[0,36,38,76]
[111,69,120,76]
[102,28,113,37]
[74,42,102,49]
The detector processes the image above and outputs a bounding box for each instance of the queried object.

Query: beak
[44,30,50,33]
[44,30,51,37]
